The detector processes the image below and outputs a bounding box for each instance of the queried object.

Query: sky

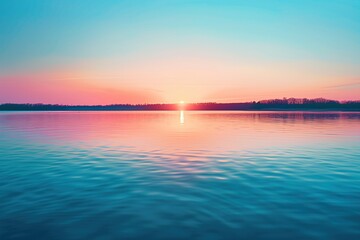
[0,0,359,104]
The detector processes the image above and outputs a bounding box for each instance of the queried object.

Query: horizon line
[1,97,360,106]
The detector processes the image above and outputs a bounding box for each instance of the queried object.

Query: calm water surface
[0,111,359,240]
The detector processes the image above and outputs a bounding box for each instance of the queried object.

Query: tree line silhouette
[0,98,359,111]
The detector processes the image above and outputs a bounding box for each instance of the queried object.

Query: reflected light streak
[180,111,185,125]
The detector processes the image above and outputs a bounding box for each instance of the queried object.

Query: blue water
[0,111,359,240]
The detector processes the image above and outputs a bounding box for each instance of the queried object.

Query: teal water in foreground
[0,111,359,240]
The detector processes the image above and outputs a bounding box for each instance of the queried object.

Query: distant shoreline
[1,98,359,111]
[1,110,359,112]
[1,107,360,112]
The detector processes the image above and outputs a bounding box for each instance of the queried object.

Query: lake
[0,111,359,240]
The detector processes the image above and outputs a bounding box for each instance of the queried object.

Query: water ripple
[0,111,359,239]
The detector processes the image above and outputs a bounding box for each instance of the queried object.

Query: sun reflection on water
[180,110,184,124]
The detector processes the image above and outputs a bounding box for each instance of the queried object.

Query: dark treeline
[0,98,359,111]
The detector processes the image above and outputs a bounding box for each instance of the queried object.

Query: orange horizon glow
[0,70,359,105]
